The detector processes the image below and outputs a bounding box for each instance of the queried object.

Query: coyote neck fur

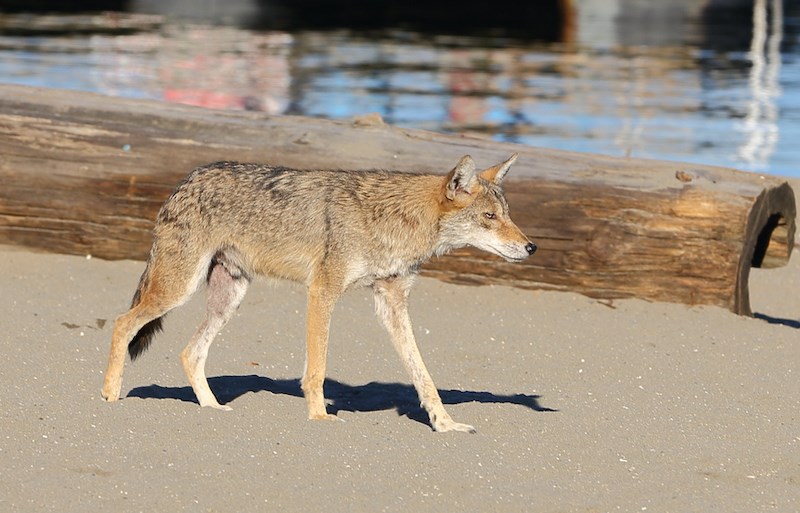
[353,173,453,253]
[319,171,461,285]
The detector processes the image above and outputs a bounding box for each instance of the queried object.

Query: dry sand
[1,246,799,512]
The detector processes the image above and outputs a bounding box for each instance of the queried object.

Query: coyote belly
[101,154,536,433]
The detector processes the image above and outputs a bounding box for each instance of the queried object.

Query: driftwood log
[0,84,795,315]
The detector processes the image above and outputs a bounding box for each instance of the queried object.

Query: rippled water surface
[1,2,799,176]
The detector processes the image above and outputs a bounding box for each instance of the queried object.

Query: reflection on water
[0,1,798,176]
[738,0,782,168]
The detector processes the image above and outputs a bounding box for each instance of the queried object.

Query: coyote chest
[343,253,426,289]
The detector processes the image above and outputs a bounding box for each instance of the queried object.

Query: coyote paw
[433,418,477,434]
[201,402,233,411]
[309,413,344,422]
[100,387,120,402]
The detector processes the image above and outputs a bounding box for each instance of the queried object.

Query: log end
[736,181,796,316]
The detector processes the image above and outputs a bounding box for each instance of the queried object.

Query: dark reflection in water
[0,0,798,176]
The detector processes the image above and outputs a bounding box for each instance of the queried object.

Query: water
[1,1,799,176]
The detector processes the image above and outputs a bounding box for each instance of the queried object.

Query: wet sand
[1,246,799,512]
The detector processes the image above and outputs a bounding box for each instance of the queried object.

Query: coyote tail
[127,262,164,361]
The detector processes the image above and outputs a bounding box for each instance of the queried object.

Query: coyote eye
[484,212,496,220]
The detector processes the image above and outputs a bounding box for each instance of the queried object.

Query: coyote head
[439,153,537,262]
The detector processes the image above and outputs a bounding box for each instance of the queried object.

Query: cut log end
[735,182,796,316]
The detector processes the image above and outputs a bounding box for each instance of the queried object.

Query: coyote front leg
[301,277,341,422]
[374,277,476,433]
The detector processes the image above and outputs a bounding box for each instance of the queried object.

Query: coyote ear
[444,155,477,200]
[480,153,518,184]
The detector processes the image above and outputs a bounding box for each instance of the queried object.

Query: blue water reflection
[0,2,798,176]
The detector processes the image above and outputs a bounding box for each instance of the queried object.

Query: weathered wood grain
[0,84,794,315]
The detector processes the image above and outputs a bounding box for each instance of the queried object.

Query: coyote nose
[525,242,537,255]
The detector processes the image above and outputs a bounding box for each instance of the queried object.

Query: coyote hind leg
[181,261,249,410]
[102,250,213,403]
[102,300,170,402]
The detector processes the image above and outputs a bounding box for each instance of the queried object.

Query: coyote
[101,154,536,433]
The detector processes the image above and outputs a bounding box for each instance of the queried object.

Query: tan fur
[101,154,536,432]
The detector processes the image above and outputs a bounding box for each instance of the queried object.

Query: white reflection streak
[739,0,783,168]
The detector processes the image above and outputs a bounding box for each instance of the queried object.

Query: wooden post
[0,84,794,315]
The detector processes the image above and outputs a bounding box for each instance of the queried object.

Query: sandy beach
[1,244,798,512]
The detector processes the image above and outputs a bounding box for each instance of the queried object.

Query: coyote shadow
[128,375,556,427]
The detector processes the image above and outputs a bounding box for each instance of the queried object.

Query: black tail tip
[128,317,163,361]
